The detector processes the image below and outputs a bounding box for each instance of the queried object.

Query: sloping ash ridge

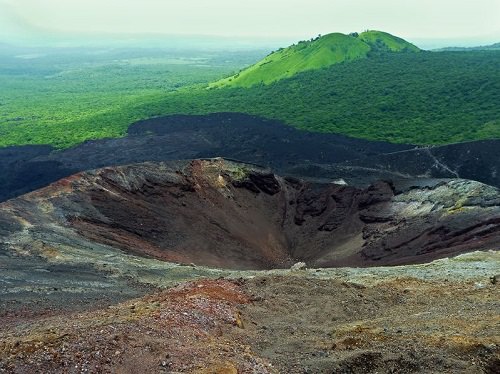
[0,158,498,270]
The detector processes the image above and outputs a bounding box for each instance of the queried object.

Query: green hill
[435,42,500,52]
[211,31,420,88]
[358,30,421,52]
[1,36,498,148]
[141,51,500,145]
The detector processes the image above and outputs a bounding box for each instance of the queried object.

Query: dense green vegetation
[138,51,500,145]
[0,47,266,148]
[212,30,420,88]
[0,41,499,148]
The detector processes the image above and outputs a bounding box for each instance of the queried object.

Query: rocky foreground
[0,251,499,373]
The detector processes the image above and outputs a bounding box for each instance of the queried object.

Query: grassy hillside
[138,51,500,145]
[358,30,420,53]
[212,31,420,88]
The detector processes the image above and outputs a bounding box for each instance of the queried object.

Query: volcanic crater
[2,158,498,271]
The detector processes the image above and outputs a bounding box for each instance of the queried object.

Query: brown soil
[237,275,500,373]
[1,274,498,373]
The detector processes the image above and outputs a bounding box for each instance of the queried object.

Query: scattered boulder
[291,262,307,271]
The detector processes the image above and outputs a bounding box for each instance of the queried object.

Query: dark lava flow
[1,159,498,270]
[1,113,498,203]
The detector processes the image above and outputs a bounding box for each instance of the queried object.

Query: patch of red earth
[163,278,251,304]
[25,172,85,200]
[0,279,275,373]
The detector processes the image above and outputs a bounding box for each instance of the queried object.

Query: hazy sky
[1,0,499,43]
